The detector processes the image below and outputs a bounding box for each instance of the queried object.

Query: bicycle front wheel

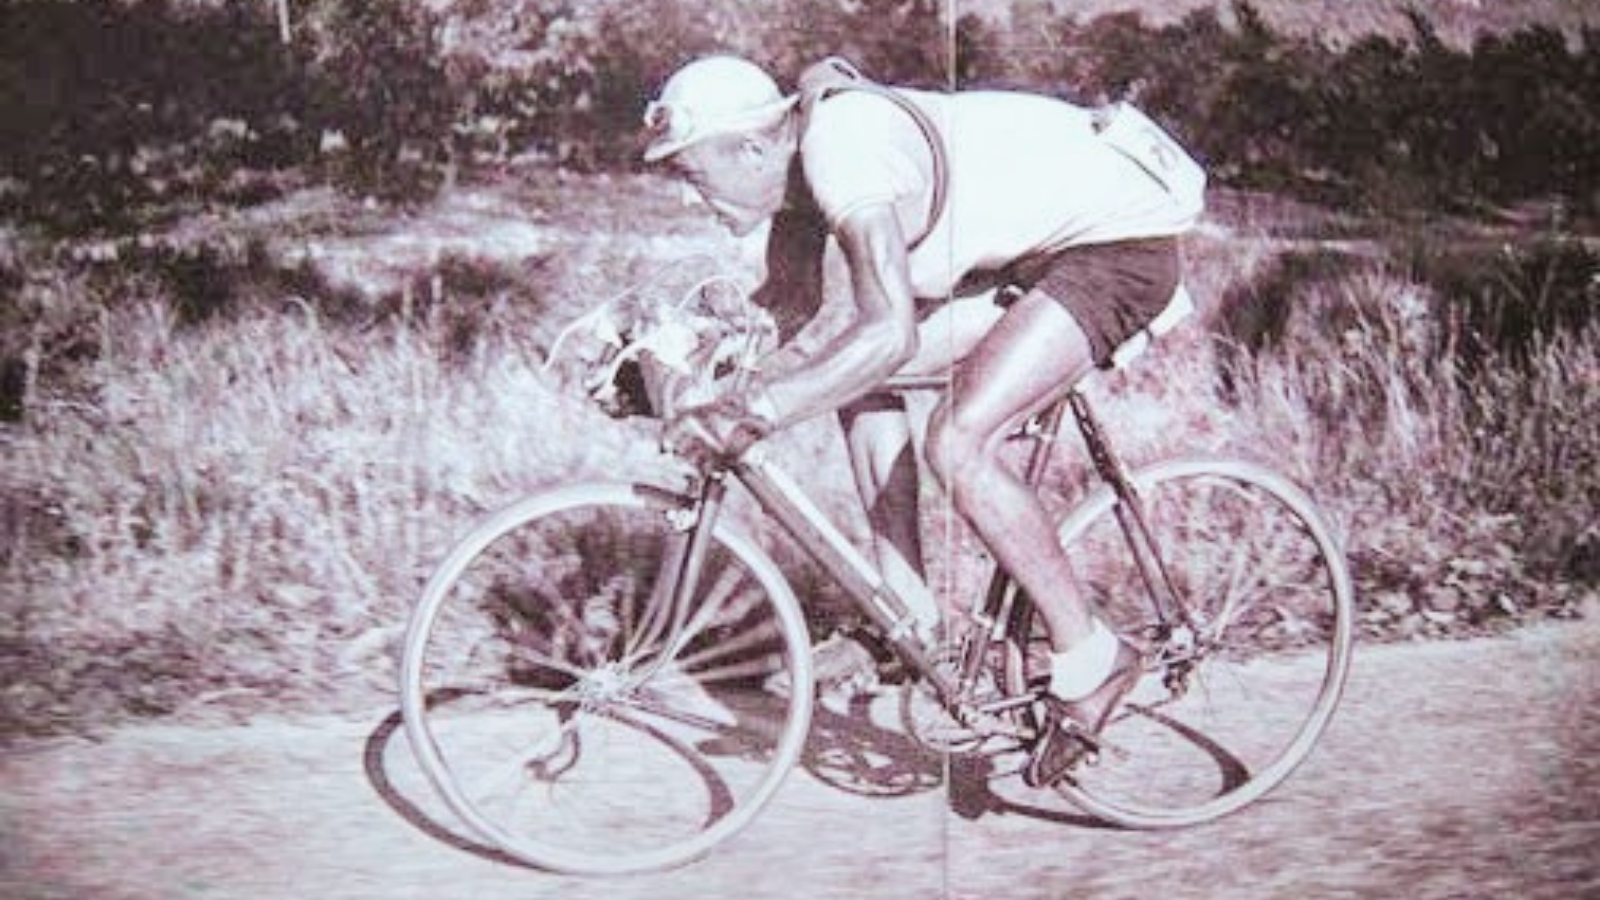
[1018,458,1354,828]
[400,482,814,875]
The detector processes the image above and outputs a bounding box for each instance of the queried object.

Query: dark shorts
[1005,238,1181,368]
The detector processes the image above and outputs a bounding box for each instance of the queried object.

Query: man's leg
[925,290,1100,650]
[925,288,1144,784]
[839,398,945,632]
[837,291,1009,634]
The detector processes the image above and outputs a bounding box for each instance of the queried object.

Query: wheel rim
[399,484,813,874]
[1034,459,1354,827]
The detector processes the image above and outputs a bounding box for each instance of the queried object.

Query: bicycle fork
[621,472,731,678]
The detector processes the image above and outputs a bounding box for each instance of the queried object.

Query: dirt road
[3,622,1596,900]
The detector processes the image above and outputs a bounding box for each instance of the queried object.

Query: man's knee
[926,399,986,490]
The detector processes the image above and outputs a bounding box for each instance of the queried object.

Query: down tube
[734,450,956,698]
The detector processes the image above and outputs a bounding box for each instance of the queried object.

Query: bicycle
[398,281,1355,876]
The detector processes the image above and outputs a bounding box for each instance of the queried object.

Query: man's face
[669,133,787,237]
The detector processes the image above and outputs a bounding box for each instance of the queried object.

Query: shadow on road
[800,693,943,798]
[797,690,1116,830]
[364,686,1153,867]
[360,708,536,868]
[947,753,1115,829]
[361,697,746,870]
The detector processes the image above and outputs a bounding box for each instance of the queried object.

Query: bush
[0,0,317,232]
[956,3,1598,217]
[1198,237,1598,612]
[6,0,1595,230]
[1403,237,1600,368]
[425,0,951,169]
[0,0,464,235]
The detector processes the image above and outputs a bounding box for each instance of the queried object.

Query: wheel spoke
[500,642,590,683]
[654,563,752,665]
[1028,460,1352,828]
[669,609,782,675]
[654,647,788,687]
[401,487,812,874]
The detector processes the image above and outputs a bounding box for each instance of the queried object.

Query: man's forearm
[757,205,919,426]
[762,318,914,425]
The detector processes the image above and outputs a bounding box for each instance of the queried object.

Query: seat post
[1019,391,1072,487]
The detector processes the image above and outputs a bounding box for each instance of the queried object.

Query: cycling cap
[643,56,798,162]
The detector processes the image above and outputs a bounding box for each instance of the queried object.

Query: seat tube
[1069,390,1191,630]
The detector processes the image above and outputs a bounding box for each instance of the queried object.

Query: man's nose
[679,183,705,208]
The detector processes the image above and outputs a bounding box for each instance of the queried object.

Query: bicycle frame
[665,374,1190,734]
[399,283,1353,870]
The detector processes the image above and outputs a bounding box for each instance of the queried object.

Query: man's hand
[663,391,777,465]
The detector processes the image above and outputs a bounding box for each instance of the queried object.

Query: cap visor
[640,95,798,163]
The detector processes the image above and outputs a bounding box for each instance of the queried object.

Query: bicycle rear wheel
[1016,458,1354,828]
[400,482,813,874]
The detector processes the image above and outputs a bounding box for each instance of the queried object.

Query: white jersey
[800,88,1199,299]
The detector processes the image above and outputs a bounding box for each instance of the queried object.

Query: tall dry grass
[1,286,679,732]
[1160,235,1597,630]
[0,195,865,735]
[2,184,1595,735]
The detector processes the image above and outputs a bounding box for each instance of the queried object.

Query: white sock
[1048,619,1120,701]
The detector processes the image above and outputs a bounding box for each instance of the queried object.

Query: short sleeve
[800,92,932,232]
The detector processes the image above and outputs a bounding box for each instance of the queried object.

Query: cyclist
[645,55,1204,785]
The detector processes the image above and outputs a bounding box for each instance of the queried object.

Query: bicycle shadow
[798,691,944,798]
[945,752,1112,830]
[946,701,1256,830]
[798,690,1260,832]
[361,707,532,868]
[793,690,1110,827]
[364,686,954,864]
[365,692,1251,858]
[362,699,744,871]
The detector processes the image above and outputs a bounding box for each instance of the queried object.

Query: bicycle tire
[399,482,814,874]
[1013,458,1354,828]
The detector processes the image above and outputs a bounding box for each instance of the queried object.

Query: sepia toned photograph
[2,1,1596,898]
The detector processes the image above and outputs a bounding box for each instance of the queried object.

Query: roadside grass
[1,174,1595,736]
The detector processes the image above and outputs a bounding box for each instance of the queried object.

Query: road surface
[3,622,1595,900]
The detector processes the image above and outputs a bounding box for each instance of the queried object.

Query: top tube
[881,373,950,393]
[881,371,1091,401]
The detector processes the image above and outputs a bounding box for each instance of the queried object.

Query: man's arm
[759,203,919,425]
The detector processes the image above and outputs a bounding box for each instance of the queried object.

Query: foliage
[297,0,456,195]
[1401,237,1600,368]
[0,0,457,234]
[961,2,1600,216]
[4,0,1597,232]
[1,0,314,232]
[421,0,951,168]
[1195,237,1598,630]
[1,247,667,736]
